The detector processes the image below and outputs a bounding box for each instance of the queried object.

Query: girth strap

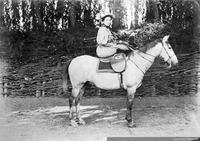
[119,73,124,88]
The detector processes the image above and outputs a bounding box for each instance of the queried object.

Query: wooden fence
[1,49,199,98]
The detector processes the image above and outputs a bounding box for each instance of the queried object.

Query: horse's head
[159,35,178,68]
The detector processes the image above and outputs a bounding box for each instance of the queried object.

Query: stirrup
[110,53,126,73]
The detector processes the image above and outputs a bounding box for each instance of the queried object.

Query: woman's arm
[97,27,108,45]
[97,27,117,46]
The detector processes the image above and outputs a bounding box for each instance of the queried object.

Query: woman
[96,13,129,58]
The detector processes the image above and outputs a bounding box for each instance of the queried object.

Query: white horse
[62,35,178,127]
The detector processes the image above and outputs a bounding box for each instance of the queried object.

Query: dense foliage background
[0,0,199,64]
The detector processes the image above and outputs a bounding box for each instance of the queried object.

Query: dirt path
[0,96,199,141]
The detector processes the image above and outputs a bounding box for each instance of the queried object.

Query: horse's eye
[166,42,172,49]
[168,45,172,49]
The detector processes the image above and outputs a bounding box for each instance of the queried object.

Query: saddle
[97,53,126,73]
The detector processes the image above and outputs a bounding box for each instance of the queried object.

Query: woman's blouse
[96,26,114,46]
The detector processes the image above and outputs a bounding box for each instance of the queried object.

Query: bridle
[128,41,175,74]
[161,42,175,65]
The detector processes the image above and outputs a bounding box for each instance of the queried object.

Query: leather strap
[119,73,124,89]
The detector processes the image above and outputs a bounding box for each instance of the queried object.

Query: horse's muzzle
[167,55,178,67]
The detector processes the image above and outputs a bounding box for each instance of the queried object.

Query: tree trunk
[0,0,3,27]
[112,0,121,29]
[192,0,200,45]
[69,0,76,28]
[125,0,146,28]
[123,0,136,29]
[151,0,159,21]
[33,0,43,26]
[137,0,147,26]
[0,1,7,32]
[128,0,134,29]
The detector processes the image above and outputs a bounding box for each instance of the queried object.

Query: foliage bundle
[118,21,198,53]
[118,22,167,47]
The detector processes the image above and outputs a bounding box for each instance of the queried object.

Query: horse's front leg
[126,88,136,128]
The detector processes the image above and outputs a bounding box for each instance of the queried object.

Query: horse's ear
[163,35,170,42]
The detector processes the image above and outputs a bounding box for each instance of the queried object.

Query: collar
[102,24,111,29]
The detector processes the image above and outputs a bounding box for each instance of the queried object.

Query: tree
[125,0,135,29]
[122,0,147,29]
[32,0,43,27]
[0,0,3,27]
[151,0,159,21]
[69,0,76,28]
[0,1,8,31]
[191,0,200,43]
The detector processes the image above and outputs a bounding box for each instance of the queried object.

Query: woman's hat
[101,12,115,20]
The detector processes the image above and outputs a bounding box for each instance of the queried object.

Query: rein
[127,47,156,75]
[128,45,155,64]
[128,57,145,74]
[137,53,155,63]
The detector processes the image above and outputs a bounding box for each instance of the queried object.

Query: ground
[0,96,199,141]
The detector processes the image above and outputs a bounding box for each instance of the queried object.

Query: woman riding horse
[62,34,178,128]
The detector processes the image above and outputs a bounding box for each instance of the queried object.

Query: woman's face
[102,16,112,27]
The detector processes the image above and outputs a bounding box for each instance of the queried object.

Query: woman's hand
[117,40,129,45]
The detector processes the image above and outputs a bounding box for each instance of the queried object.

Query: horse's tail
[62,59,72,92]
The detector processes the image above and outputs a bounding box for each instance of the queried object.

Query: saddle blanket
[97,60,115,73]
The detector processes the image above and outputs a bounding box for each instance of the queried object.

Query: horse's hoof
[70,119,78,127]
[125,116,131,122]
[78,119,86,125]
[127,121,136,128]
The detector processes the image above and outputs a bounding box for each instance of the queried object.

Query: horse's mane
[138,38,162,53]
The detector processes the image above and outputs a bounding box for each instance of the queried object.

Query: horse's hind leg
[69,94,78,127]
[69,95,75,120]
[75,85,86,125]
[69,84,86,126]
